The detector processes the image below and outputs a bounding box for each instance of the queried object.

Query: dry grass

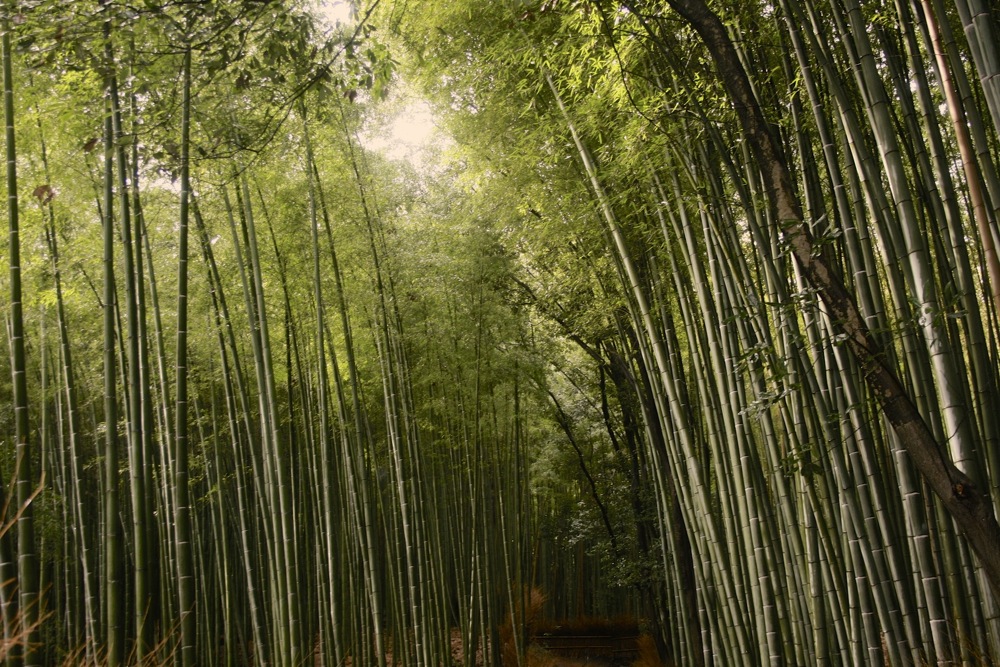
[631,634,664,667]
[534,615,639,638]
[499,586,548,666]
[498,587,665,667]
[519,643,593,667]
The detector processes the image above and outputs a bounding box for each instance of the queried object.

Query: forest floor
[336,625,652,667]
[527,630,644,667]
[442,625,647,666]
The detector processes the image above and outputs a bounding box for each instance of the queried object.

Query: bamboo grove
[0,0,999,666]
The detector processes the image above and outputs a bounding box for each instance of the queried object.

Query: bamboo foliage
[390,0,1000,663]
[4,0,1000,665]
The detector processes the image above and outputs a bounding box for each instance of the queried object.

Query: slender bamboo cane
[174,46,196,667]
[1,12,37,665]
[665,0,1000,603]
[101,15,123,661]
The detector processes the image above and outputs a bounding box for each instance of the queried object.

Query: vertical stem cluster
[2,11,37,665]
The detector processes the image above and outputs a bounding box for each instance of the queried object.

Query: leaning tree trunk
[662,0,1000,602]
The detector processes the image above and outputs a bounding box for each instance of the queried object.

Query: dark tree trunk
[658,0,1000,601]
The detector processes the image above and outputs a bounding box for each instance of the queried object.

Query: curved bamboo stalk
[664,0,1000,604]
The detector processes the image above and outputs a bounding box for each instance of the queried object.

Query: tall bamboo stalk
[101,10,123,661]
[2,10,37,664]
[174,45,196,667]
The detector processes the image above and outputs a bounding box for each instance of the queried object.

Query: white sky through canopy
[316,0,353,26]
[313,2,446,168]
[364,98,445,166]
